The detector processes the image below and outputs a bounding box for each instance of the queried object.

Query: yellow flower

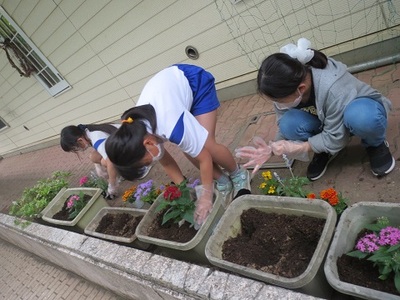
[259,182,267,189]
[268,186,276,194]
[262,171,272,180]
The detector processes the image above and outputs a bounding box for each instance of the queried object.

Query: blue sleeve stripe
[169,113,184,144]
[93,138,106,150]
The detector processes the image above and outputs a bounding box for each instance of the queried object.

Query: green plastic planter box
[324,202,400,300]
[84,207,150,250]
[42,187,108,231]
[135,190,224,264]
[205,195,336,299]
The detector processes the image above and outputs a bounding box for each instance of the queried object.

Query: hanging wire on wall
[0,37,35,77]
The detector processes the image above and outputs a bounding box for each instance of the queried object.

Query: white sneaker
[230,168,251,197]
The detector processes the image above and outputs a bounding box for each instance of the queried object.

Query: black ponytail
[60,123,117,152]
[105,104,157,180]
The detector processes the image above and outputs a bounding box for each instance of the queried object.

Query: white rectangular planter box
[324,202,400,300]
[205,195,336,299]
[135,190,224,264]
[84,207,150,249]
[42,187,108,231]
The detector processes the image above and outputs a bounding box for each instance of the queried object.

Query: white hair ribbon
[280,38,314,64]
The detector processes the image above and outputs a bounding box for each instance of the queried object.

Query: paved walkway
[0,239,123,300]
[0,61,399,299]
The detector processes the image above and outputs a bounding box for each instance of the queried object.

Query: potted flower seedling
[41,187,108,231]
[136,178,223,264]
[325,202,400,300]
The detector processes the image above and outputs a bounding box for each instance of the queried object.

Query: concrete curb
[0,213,322,300]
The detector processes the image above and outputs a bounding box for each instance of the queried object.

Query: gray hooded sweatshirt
[275,57,392,154]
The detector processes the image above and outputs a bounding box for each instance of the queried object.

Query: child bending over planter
[105,64,251,225]
[236,37,395,181]
[60,123,152,200]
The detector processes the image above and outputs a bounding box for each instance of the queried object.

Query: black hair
[60,123,118,152]
[105,104,157,181]
[257,49,328,99]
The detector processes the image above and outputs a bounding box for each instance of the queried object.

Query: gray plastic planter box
[42,187,108,231]
[324,202,400,300]
[135,190,224,264]
[205,195,337,299]
[84,206,150,249]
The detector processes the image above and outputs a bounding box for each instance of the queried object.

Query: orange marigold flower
[307,193,316,199]
[122,186,137,202]
[320,188,337,200]
[328,195,339,206]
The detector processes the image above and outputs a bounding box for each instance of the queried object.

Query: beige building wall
[0,0,399,156]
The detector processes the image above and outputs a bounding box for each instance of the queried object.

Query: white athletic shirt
[137,65,209,157]
[85,124,120,159]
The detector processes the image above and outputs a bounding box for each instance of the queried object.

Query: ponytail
[105,104,157,180]
[60,123,117,152]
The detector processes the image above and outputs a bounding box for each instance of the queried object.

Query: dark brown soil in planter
[146,211,197,243]
[222,208,325,278]
[95,213,143,238]
[52,194,91,220]
[337,247,399,295]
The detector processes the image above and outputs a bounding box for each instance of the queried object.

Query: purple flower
[355,233,380,253]
[187,178,200,189]
[378,227,400,246]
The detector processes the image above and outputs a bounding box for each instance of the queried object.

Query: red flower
[163,186,182,201]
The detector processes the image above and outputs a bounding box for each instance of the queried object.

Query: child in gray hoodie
[237,38,394,181]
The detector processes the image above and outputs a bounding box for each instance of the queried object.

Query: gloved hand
[235,136,272,175]
[105,183,118,200]
[270,140,311,161]
[194,185,214,229]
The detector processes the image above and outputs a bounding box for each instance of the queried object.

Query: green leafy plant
[258,154,310,198]
[155,180,197,226]
[347,216,400,292]
[258,155,348,214]
[9,171,71,221]
[258,170,310,198]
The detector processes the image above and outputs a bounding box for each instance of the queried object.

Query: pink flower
[378,227,400,246]
[355,233,380,253]
[67,195,80,209]
[79,176,88,186]
[67,198,75,209]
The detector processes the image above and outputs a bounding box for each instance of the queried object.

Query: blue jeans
[278,97,387,147]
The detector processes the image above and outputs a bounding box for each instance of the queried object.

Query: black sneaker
[366,141,395,176]
[307,152,337,181]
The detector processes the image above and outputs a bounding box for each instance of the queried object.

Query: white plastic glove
[235,136,272,175]
[194,185,214,229]
[270,140,310,161]
[105,183,118,200]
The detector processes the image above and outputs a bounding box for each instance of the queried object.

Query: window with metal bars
[0,6,70,97]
